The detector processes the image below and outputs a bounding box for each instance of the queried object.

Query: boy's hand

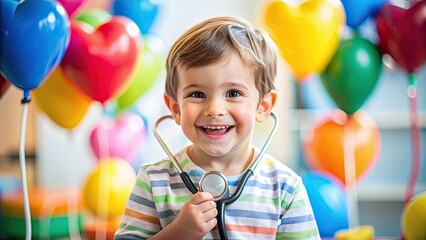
[169,192,217,240]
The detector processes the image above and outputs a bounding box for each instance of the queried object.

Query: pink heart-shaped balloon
[56,0,88,17]
[61,16,141,104]
[90,112,146,162]
[376,1,426,74]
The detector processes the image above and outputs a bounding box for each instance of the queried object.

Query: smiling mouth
[199,125,233,135]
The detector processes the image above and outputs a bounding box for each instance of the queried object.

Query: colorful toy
[0,188,83,239]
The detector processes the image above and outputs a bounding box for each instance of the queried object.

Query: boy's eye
[189,91,205,98]
[226,90,242,98]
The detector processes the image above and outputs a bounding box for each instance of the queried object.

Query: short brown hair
[165,16,277,101]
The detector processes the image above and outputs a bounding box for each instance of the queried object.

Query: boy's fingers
[199,199,216,213]
[202,206,218,222]
[205,216,218,230]
[189,192,214,204]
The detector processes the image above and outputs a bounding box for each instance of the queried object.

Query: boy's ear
[163,93,181,125]
[256,90,277,122]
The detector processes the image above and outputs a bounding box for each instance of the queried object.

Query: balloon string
[96,110,110,240]
[343,117,359,229]
[19,98,31,240]
[404,74,421,205]
[67,131,82,240]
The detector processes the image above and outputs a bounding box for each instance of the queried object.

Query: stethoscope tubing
[153,112,279,240]
[153,115,199,194]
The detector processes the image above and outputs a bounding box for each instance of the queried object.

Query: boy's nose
[203,99,225,118]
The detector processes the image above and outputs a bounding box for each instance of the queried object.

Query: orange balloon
[303,110,381,185]
[33,67,91,129]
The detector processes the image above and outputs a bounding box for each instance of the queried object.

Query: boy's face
[165,53,276,159]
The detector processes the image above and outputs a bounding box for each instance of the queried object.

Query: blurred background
[0,0,425,239]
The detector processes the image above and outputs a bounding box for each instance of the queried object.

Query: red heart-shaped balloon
[61,16,141,104]
[0,74,11,99]
[376,0,426,74]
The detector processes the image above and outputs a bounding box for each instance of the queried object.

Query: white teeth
[202,126,229,130]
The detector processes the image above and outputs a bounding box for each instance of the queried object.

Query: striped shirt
[114,146,320,239]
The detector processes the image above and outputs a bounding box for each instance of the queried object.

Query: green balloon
[116,35,165,110]
[75,8,111,28]
[320,37,383,115]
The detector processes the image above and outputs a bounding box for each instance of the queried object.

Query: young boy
[114,16,319,239]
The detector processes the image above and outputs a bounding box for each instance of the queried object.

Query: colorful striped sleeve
[276,178,320,239]
[114,163,162,239]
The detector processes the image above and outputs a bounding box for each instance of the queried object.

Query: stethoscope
[153,112,279,240]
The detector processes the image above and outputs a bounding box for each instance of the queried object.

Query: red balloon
[376,0,426,74]
[0,73,11,99]
[61,17,141,104]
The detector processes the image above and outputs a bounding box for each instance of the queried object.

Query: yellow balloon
[263,0,345,81]
[82,158,136,220]
[402,192,426,240]
[33,67,91,129]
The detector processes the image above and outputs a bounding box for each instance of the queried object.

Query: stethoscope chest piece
[199,171,229,201]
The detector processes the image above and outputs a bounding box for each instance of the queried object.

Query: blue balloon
[0,0,70,92]
[111,0,160,35]
[302,171,349,238]
[341,0,388,28]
